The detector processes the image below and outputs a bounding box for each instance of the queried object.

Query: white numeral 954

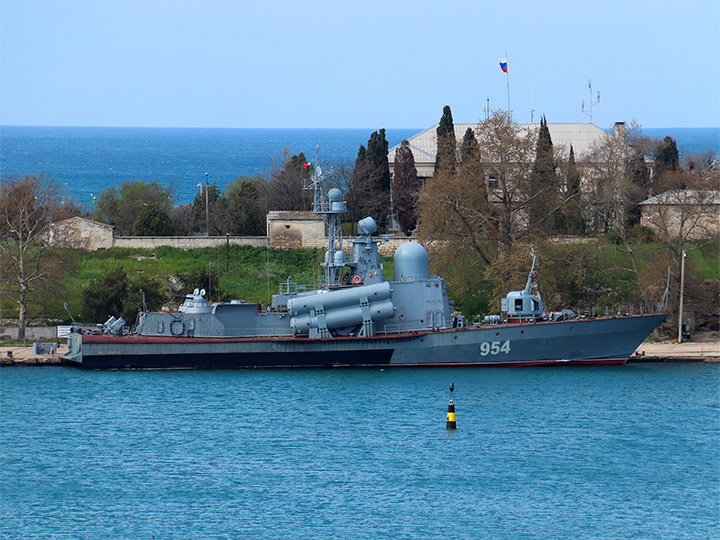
[479,340,511,356]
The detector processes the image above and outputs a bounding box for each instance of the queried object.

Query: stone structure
[639,190,720,240]
[266,211,325,249]
[46,217,114,250]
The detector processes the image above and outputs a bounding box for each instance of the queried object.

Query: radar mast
[304,147,346,286]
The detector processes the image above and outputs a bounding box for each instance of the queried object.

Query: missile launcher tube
[287,282,392,317]
[290,299,396,334]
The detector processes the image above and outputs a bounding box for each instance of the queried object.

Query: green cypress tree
[529,116,557,229]
[434,105,457,174]
[655,136,679,176]
[460,127,485,192]
[564,145,585,234]
[132,202,176,236]
[366,129,391,191]
[350,131,391,231]
[566,145,580,197]
[392,140,421,236]
[654,135,680,193]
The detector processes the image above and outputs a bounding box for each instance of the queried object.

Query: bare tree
[265,149,312,211]
[0,173,60,340]
[474,110,539,249]
[640,159,720,258]
[582,121,648,276]
[417,110,539,274]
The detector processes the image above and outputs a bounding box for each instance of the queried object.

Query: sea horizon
[1,125,717,206]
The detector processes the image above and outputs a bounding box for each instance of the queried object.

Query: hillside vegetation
[1,237,716,336]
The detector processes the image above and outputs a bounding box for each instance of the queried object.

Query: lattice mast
[581,79,600,123]
[304,147,346,286]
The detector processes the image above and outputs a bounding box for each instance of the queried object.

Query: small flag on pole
[499,58,508,73]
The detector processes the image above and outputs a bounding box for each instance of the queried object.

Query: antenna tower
[581,79,600,123]
[304,147,345,287]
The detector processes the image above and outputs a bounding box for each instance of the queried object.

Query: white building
[388,122,611,178]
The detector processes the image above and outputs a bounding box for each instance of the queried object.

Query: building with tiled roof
[389,122,612,178]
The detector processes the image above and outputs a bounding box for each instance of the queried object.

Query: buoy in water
[446,383,457,430]
[446,399,457,430]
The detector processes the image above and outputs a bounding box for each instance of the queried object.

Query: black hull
[77,349,396,370]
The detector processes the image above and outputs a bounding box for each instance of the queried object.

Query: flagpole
[505,50,511,122]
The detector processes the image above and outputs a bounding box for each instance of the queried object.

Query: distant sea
[0,126,717,206]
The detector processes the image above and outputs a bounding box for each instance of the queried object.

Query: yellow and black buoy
[446,382,457,430]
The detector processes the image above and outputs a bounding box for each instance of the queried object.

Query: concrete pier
[0,345,70,366]
[631,332,720,363]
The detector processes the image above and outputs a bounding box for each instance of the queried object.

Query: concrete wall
[0,327,58,340]
[47,213,416,255]
[113,236,268,249]
[294,235,414,256]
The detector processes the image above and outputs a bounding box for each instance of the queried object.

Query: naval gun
[501,256,545,323]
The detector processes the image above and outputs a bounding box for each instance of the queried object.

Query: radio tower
[581,79,600,123]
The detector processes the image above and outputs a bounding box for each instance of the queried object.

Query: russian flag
[499,58,508,73]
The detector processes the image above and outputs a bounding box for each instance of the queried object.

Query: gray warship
[64,156,667,369]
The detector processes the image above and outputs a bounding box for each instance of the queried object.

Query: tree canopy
[82,268,168,323]
[434,105,457,174]
[392,140,421,236]
[94,180,175,235]
[528,115,559,231]
[348,130,391,230]
[0,173,68,339]
[224,175,267,235]
[265,150,313,211]
[132,202,176,236]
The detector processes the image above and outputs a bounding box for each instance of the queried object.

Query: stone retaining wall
[113,236,268,249]
[112,234,415,255]
[0,327,58,340]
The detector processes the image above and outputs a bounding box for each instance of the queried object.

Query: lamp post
[204,172,209,236]
[678,250,686,343]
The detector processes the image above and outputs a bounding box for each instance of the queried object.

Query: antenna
[581,79,600,123]
[482,96,490,120]
[304,148,345,286]
[530,84,535,124]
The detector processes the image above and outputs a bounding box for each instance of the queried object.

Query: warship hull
[65,313,666,370]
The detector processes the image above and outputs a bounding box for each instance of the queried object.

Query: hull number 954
[479,340,511,356]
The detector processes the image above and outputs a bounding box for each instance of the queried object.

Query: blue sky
[1,0,718,129]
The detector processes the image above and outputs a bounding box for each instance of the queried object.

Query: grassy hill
[1,238,716,335]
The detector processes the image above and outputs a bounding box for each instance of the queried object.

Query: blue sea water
[1,363,718,539]
[1,126,717,206]
[0,127,418,206]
